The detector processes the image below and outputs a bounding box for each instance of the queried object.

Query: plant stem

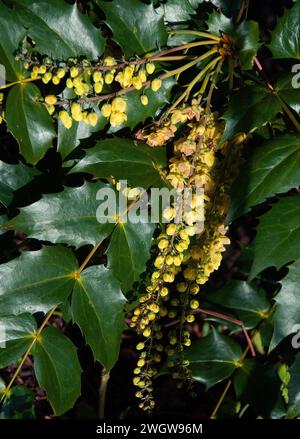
[168,30,221,42]
[0,76,41,91]
[210,380,232,419]
[276,93,300,134]
[99,368,110,419]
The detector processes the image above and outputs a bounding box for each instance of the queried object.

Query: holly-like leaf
[186,329,243,388]
[269,1,300,60]
[98,0,167,57]
[0,246,78,316]
[109,78,176,132]
[234,359,285,419]
[8,181,115,248]
[221,85,281,141]
[106,222,155,292]
[250,196,300,279]
[207,281,270,328]
[0,386,35,419]
[0,314,37,368]
[160,0,197,22]
[33,327,81,416]
[206,12,260,69]
[6,83,56,165]
[72,266,126,370]
[0,2,26,81]
[287,355,300,418]
[228,135,300,221]
[270,260,300,351]
[69,138,167,188]
[275,74,300,114]
[13,0,105,60]
[0,161,39,207]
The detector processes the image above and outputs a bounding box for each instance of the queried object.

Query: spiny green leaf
[206,11,260,69]
[160,0,197,22]
[13,0,105,59]
[0,161,39,207]
[98,0,168,57]
[0,314,37,368]
[109,78,176,132]
[228,134,300,221]
[0,246,78,316]
[270,260,300,350]
[0,1,26,81]
[275,74,300,114]
[69,138,167,188]
[72,266,126,370]
[221,85,281,141]
[8,181,115,248]
[207,281,270,328]
[250,196,300,279]
[106,222,155,292]
[6,83,56,165]
[186,329,243,388]
[269,2,300,59]
[33,327,81,416]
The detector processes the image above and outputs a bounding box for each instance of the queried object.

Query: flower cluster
[131,103,245,410]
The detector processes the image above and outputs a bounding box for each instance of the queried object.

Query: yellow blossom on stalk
[66,78,73,88]
[111,97,127,113]
[45,95,57,105]
[146,63,155,74]
[57,68,66,79]
[93,71,103,82]
[39,65,47,74]
[70,66,80,78]
[71,102,82,122]
[42,72,52,84]
[132,77,143,90]
[105,73,114,84]
[138,69,147,82]
[87,112,98,127]
[59,110,72,129]
[94,82,103,94]
[110,111,127,127]
[140,95,149,106]
[101,104,112,118]
[151,78,162,92]
[103,56,116,67]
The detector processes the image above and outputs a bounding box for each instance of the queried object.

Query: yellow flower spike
[111,97,127,113]
[87,112,98,127]
[136,342,145,351]
[57,68,66,79]
[151,78,162,92]
[45,95,57,105]
[66,78,73,88]
[70,66,80,78]
[110,111,127,127]
[46,105,55,115]
[132,77,143,90]
[146,63,155,75]
[140,95,148,106]
[105,72,114,84]
[59,110,72,129]
[52,76,60,85]
[93,71,103,82]
[39,65,47,74]
[101,103,112,118]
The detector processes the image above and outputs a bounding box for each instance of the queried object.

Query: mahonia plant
[0,0,300,421]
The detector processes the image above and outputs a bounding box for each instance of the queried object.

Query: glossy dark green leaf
[13,0,105,59]
[0,377,5,396]
[221,85,281,141]
[234,359,285,418]
[106,222,155,292]
[109,78,176,132]
[287,355,300,418]
[0,386,35,419]
[72,266,126,370]
[186,329,242,388]
[6,83,56,165]
[275,74,300,114]
[0,314,37,368]
[270,260,300,350]
[0,2,26,81]
[207,281,270,328]
[9,181,115,248]
[70,138,167,188]
[269,2,300,59]
[0,215,8,236]
[207,12,260,69]
[0,161,39,207]
[160,0,197,22]
[98,0,167,57]
[0,246,77,316]
[228,135,300,221]
[33,327,81,416]
[250,196,300,279]
[211,0,242,17]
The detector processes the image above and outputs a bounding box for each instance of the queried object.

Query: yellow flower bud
[163,273,175,283]
[143,328,151,337]
[39,65,47,74]
[45,95,57,105]
[66,78,73,88]
[93,71,103,82]
[160,287,169,297]
[70,66,79,78]
[46,105,55,115]
[52,75,60,85]
[111,97,127,113]
[105,73,114,84]
[166,223,177,236]
[140,95,148,106]
[94,82,103,94]
[146,63,155,74]
[132,76,143,90]
[59,110,72,129]
[158,238,169,250]
[137,359,145,367]
[138,69,147,82]
[151,78,161,92]
[101,103,112,118]
[87,112,98,127]
[103,56,116,66]
[186,314,195,323]
[110,111,127,127]
[136,342,145,351]
[57,68,66,79]
[190,299,199,310]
